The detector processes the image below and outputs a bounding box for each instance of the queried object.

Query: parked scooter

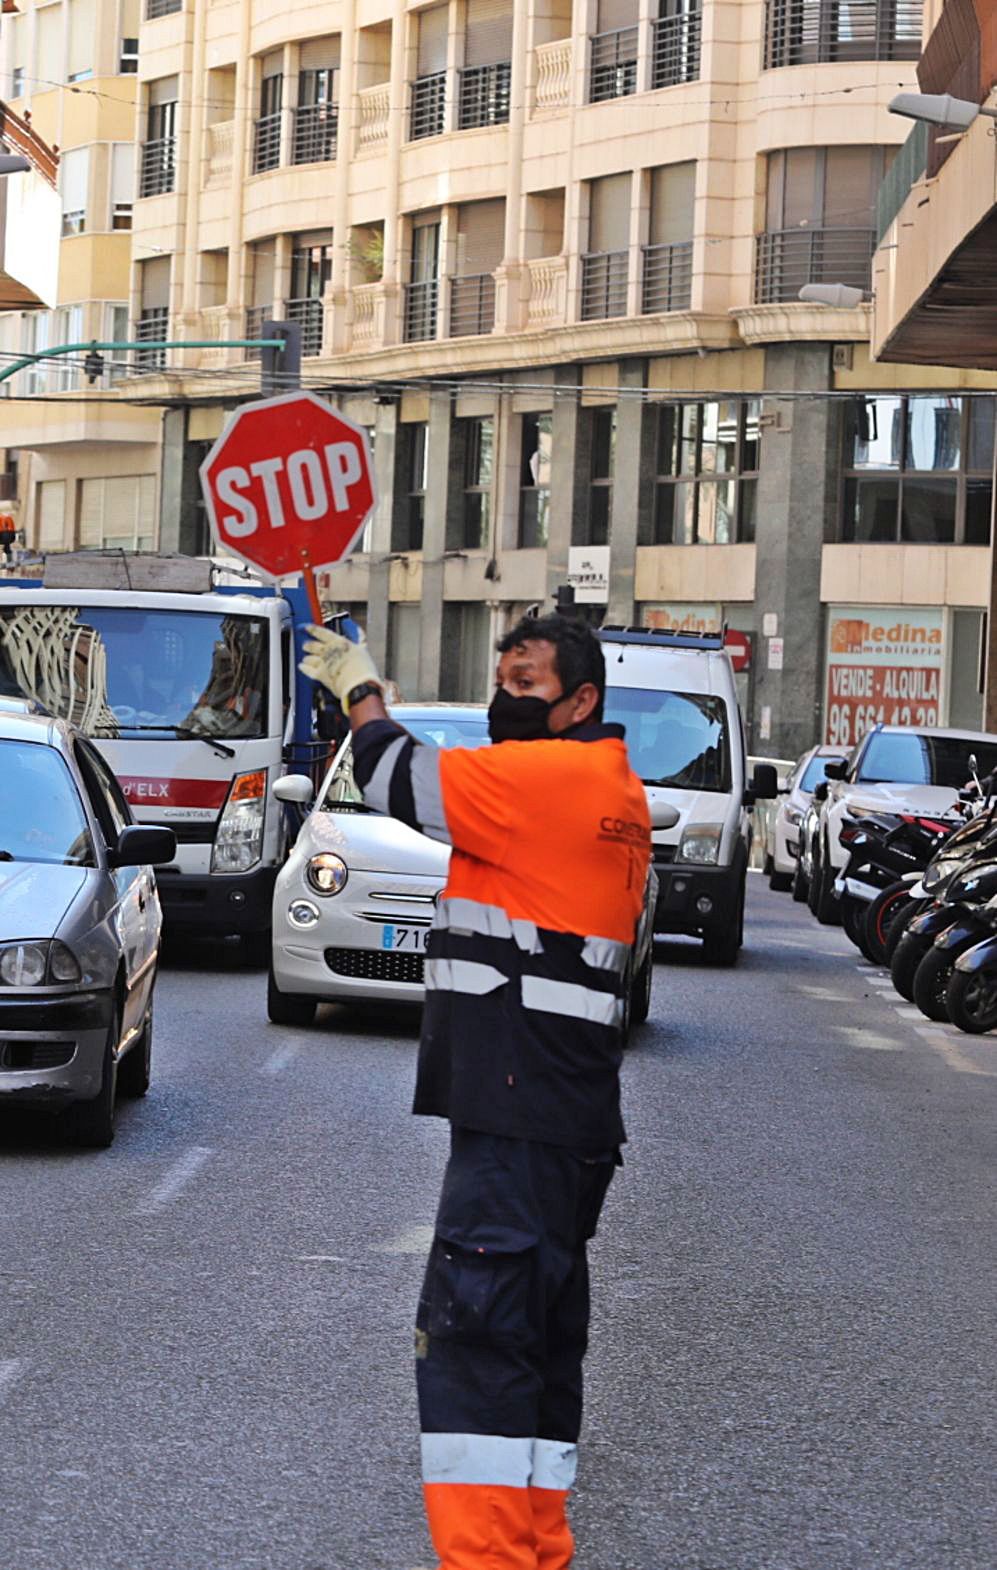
[835,811,957,964]
[946,934,997,1033]
[890,806,997,1002]
[910,863,997,1021]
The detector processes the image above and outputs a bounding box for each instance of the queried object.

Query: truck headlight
[212,770,267,873]
[0,940,81,987]
[677,826,723,865]
[306,853,348,896]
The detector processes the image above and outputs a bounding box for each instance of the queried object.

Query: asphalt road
[1,877,995,1570]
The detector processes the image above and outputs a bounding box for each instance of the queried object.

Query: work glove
[300,624,384,713]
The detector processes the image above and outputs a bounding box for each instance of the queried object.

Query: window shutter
[140,256,171,309]
[464,0,513,67]
[60,147,89,215]
[822,146,878,228]
[149,74,179,106]
[261,50,282,77]
[597,0,638,30]
[649,161,695,245]
[137,475,156,547]
[456,199,505,275]
[250,241,276,305]
[36,5,62,81]
[589,173,631,253]
[417,6,449,75]
[300,36,341,69]
[37,481,65,549]
[111,143,135,207]
[67,0,95,79]
[79,478,103,547]
[771,147,818,229]
[9,14,25,72]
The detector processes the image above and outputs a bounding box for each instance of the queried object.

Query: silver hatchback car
[0,703,175,1146]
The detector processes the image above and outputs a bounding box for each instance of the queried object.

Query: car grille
[324,947,425,985]
[653,844,676,865]
[0,1040,76,1071]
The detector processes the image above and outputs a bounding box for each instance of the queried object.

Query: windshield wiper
[174,727,236,759]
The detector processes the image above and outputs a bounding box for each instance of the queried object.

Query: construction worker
[301,613,651,1570]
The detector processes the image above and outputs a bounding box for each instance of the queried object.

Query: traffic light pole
[0,336,288,387]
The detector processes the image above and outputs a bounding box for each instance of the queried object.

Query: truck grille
[0,1040,75,1071]
[324,947,425,985]
[653,844,676,865]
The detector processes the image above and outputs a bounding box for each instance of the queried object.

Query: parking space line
[913,1027,997,1077]
[0,1359,25,1403]
[261,1041,302,1077]
[139,1146,213,1214]
[835,1026,902,1052]
[894,1005,924,1020]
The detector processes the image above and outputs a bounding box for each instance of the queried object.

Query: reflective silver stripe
[362,734,408,815]
[531,1439,578,1491]
[581,935,629,975]
[521,974,622,1028]
[411,745,450,843]
[437,897,541,953]
[424,957,507,994]
[421,1432,532,1488]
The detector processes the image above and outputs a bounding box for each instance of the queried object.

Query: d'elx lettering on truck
[123,781,171,800]
[215,444,364,537]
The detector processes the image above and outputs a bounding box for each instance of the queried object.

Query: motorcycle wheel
[946,967,997,1035]
[890,928,933,1003]
[912,944,956,1023]
[841,896,875,961]
[884,897,928,966]
[865,882,911,967]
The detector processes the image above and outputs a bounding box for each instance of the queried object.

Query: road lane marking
[297,1254,345,1263]
[835,1026,901,1052]
[139,1146,213,1214]
[913,1026,997,1077]
[0,1359,25,1402]
[893,1005,924,1020]
[261,1041,301,1077]
[794,984,851,1002]
[373,1224,435,1255]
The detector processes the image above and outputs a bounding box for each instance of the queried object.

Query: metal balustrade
[754,226,877,304]
[287,296,324,357]
[641,240,693,313]
[134,309,168,369]
[449,274,496,337]
[589,27,638,102]
[410,73,446,140]
[146,0,181,16]
[252,112,282,173]
[764,0,922,67]
[651,6,702,88]
[292,102,338,165]
[458,62,511,128]
[244,304,271,359]
[139,136,175,197]
[580,251,628,320]
[404,279,439,341]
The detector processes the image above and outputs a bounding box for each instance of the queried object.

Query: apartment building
[0,0,161,556]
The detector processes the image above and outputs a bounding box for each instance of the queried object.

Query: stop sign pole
[199,389,376,624]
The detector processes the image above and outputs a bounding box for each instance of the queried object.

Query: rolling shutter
[588,173,631,253]
[649,162,695,245]
[35,6,62,81]
[464,0,513,67]
[597,0,638,29]
[78,478,103,547]
[456,199,505,275]
[249,241,276,306]
[111,143,135,210]
[37,481,65,550]
[67,0,95,80]
[60,147,89,220]
[140,256,171,309]
[300,36,341,69]
[417,6,449,75]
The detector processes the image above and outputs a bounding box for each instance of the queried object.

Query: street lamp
[798,283,865,308]
[0,154,31,176]
[888,92,997,132]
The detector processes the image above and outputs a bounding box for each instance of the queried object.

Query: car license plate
[380,924,429,953]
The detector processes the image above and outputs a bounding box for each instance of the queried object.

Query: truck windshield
[0,605,268,741]
[604,687,731,792]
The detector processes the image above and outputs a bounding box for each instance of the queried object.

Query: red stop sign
[199,391,375,579]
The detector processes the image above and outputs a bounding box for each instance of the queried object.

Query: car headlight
[0,940,82,987]
[784,805,803,826]
[306,853,349,896]
[212,769,267,874]
[923,857,964,894]
[677,826,723,865]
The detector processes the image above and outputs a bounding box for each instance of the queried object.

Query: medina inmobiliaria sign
[824,606,944,748]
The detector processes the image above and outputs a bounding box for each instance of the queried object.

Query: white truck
[0,554,335,957]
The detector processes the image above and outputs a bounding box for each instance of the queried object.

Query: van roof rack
[598,625,727,650]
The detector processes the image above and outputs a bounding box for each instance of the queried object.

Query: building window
[79,475,156,551]
[59,147,89,236]
[54,306,84,391]
[642,161,695,314]
[519,413,552,548]
[11,67,24,98]
[582,173,630,321]
[763,0,923,69]
[589,0,638,103]
[410,4,448,139]
[394,423,428,551]
[288,234,332,356]
[461,418,494,549]
[105,304,129,383]
[119,38,139,73]
[588,409,616,546]
[652,0,703,89]
[756,146,890,304]
[141,86,178,196]
[294,59,339,165]
[110,144,134,230]
[459,0,512,129]
[654,399,760,544]
[253,65,283,173]
[405,219,440,342]
[22,311,51,395]
[841,395,995,546]
[147,0,183,17]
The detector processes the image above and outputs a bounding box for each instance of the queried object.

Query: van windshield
[604,687,731,792]
[0,605,268,741]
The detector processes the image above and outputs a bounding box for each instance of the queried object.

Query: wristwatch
[346,682,382,710]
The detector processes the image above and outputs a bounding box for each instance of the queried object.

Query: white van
[600,627,777,964]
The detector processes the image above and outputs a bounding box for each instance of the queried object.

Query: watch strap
[346,681,382,711]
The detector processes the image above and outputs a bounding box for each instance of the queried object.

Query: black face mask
[487,685,576,744]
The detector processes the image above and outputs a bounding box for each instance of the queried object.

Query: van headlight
[212,770,267,873]
[0,940,82,987]
[677,826,723,865]
[306,853,348,895]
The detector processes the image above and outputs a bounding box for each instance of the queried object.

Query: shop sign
[567,545,609,603]
[825,606,945,749]
[642,602,722,635]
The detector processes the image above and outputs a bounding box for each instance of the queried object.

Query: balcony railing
[450,273,496,337]
[754,226,877,304]
[652,6,702,89]
[139,136,175,197]
[287,296,324,356]
[134,309,168,369]
[252,112,282,173]
[405,278,439,341]
[146,0,181,16]
[293,102,338,164]
[580,251,628,320]
[526,255,567,328]
[533,38,572,113]
[763,0,922,68]
[244,304,271,359]
[641,240,693,313]
[877,120,929,241]
[589,27,638,103]
[410,73,446,140]
[358,83,390,148]
[458,62,511,128]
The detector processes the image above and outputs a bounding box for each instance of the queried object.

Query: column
[330,0,358,352]
[545,365,589,601]
[158,408,204,555]
[494,0,530,331]
[225,0,253,319]
[380,0,408,346]
[607,359,654,624]
[365,395,402,671]
[180,0,210,357]
[417,389,456,697]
